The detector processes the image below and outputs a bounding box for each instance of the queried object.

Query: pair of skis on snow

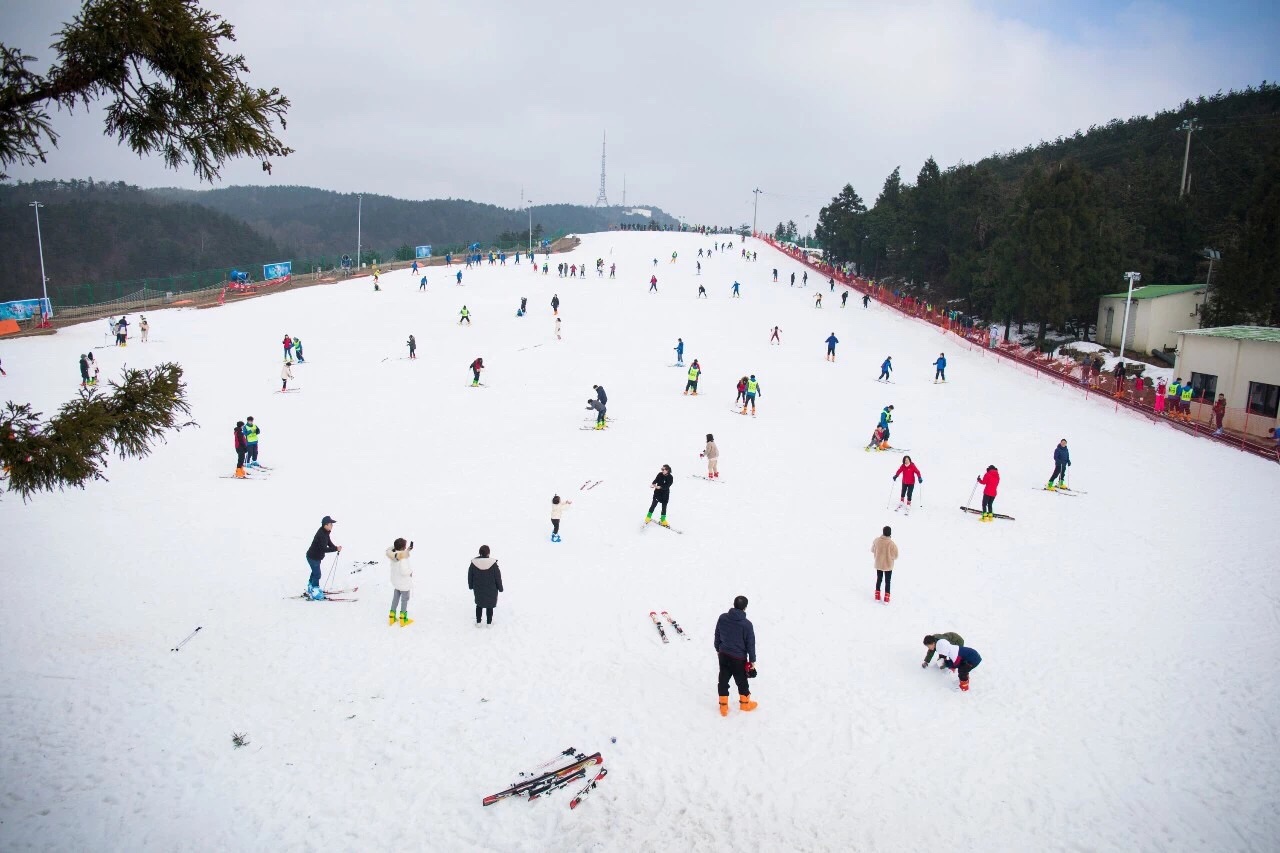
[483,748,608,810]
[290,586,360,602]
[579,479,603,490]
[649,611,688,643]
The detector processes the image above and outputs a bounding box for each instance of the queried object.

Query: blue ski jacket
[714,608,756,662]
[1054,445,1071,466]
[826,335,839,347]
[935,356,947,369]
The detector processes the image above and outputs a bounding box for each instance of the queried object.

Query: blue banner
[0,298,53,321]
[263,261,293,279]
[415,245,432,259]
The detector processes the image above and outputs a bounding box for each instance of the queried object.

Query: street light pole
[527,201,534,256]
[29,201,50,322]
[1119,271,1141,360]
[356,194,362,269]
[751,188,761,237]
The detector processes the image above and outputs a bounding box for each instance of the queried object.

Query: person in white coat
[280,360,294,391]
[550,495,572,542]
[386,538,414,625]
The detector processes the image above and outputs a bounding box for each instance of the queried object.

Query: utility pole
[527,200,534,256]
[1178,119,1199,198]
[751,188,762,237]
[30,201,50,323]
[357,194,362,269]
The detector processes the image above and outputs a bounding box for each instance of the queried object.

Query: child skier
[470,357,484,386]
[870,525,898,603]
[702,433,719,478]
[140,316,150,342]
[551,294,560,315]
[892,455,922,512]
[878,356,893,382]
[459,305,471,325]
[697,284,707,298]
[866,425,887,451]
[550,495,572,542]
[407,335,417,359]
[386,538,414,626]
[650,275,658,292]
[282,335,293,360]
[922,633,965,668]
[735,376,748,405]
[280,360,294,391]
[932,637,983,691]
[933,353,947,383]
[814,293,823,308]
[645,464,674,526]
[977,465,1000,521]
[233,420,247,478]
[683,360,701,396]
[769,326,781,345]
[1047,439,1070,489]
[825,333,839,362]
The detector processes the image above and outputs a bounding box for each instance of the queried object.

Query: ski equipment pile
[662,611,688,638]
[649,611,669,643]
[171,626,202,652]
[482,750,603,807]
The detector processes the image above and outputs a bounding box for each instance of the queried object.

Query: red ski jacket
[979,469,1000,496]
[893,463,922,485]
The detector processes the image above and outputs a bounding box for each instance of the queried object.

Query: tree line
[815,84,1280,344]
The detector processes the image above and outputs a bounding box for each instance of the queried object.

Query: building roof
[1176,325,1280,343]
[1099,283,1206,300]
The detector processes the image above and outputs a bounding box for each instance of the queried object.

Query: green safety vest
[688,367,699,381]
[747,380,759,394]
[1169,383,1180,396]
[1181,386,1193,402]
[461,308,469,317]
[245,424,260,444]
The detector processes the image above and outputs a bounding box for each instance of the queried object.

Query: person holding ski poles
[305,516,342,600]
[646,464,674,527]
[1046,440,1070,490]
[674,338,685,366]
[976,465,1000,522]
[892,455,922,512]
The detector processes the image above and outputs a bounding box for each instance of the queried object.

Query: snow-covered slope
[1,231,1276,852]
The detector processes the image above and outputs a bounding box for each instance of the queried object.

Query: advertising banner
[415,245,432,259]
[0,297,53,321]
[263,261,293,280]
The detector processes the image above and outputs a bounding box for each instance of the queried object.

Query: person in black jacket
[551,294,560,315]
[645,464,674,527]
[592,384,607,406]
[305,516,342,597]
[468,545,503,626]
[714,595,758,715]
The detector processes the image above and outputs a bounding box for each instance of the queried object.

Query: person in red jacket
[892,455,923,513]
[282,335,293,360]
[1212,394,1227,435]
[233,420,248,479]
[977,465,999,522]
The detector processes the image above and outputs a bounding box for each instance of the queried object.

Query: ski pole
[171,626,202,652]
[886,480,896,509]
[916,483,924,509]
[965,482,978,509]
[323,552,342,591]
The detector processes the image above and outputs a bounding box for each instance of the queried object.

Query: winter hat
[321,516,337,525]
[552,495,561,504]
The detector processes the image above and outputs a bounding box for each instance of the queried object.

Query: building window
[1189,372,1217,403]
[1247,381,1280,418]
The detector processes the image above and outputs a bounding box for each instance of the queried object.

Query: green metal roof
[1176,325,1280,343]
[1099,283,1205,300]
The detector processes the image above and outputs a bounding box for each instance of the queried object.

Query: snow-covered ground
[1,231,1277,852]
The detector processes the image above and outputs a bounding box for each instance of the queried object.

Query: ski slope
[0,231,1277,852]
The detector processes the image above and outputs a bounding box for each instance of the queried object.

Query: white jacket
[281,363,294,380]
[550,500,571,520]
[934,638,959,661]
[386,547,413,591]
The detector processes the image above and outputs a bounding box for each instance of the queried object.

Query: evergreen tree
[1204,141,1280,326]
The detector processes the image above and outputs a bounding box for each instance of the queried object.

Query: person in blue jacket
[930,636,982,692]
[714,595,758,715]
[825,333,839,362]
[731,281,741,297]
[1047,439,1071,490]
[456,270,463,285]
[674,338,685,366]
[933,353,947,383]
[878,356,893,382]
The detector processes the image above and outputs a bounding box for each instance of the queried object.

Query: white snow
[1,231,1277,851]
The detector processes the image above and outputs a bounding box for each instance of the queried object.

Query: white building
[1097,284,1206,355]
[1173,325,1280,438]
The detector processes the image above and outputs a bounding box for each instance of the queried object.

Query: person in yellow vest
[741,375,761,416]
[1180,383,1194,422]
[243,417,261,467]
[683,360,701,396]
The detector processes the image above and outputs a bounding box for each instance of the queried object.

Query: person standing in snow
[683,361,701,396]
[735,376,748,406]
[243,416,260,466]
[469,357,484,386]
[459,305,471,325]
[841,291,849,308]
[551,293,560,315]
[293,335,304,363]
[79,354,90,386]
[714,595,758,716]
[697,283,707,298]
[1213,394,1227,435]
[976,465,1000,521]
[646,464,674,526]
[878,356,893,382]
[932,637,982,691]
[790,272,796,287]
[305,516,342,599]
[550,495,572,542]
[772,268,778,282]
[769,326,781,345]
[1047,440,1070,490]
[814,292,823,308]
[702,433,719,479]
[282,334,293,360]
[1113,362,1127,397]
[933,353,947,383]
[740,375,761,416]
[456,270,463,285]
[386,538,414,626]
[649,275,658,292]
[922,632,965,669]
[233,420,248,479]
[878,405,894,448]
[140,316,150,342]
[468,545,503,626]
[871,525,899,603]
[586,397,607,429]
[674,338,685,366]
[892,455,922,512]
[406,335,417,359]
[825,332,839,362]
[862,293,870,308]
[731,281,741,297]
[420,276,428,291]
[280,360,294,391]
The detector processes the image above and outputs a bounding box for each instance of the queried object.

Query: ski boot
[719,696,729,717]
[400,612,413,627]
[234,467,246,479]
[644,513,653,525]
[1045,482,1056,490]
[739,694,758,712]
[389,611,397,625]
[659,516,670,528]
[884,592,891,604]
[959,680,970,692]
[874,589,881,601]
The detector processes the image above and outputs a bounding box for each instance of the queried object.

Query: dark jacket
[651,472,673,498]
[468,556,503,607]
[1053,445,1071,466]
[79,356,89,377]
[234,427,248,452]
[587,399,606,416]
[714,608,756,662]
[595,386,607,405]
[306,527,338,561]
[551,296,560,308]
[924,631,964,664]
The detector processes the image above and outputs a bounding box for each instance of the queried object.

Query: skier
[649,275,658,292]
[419,276,427,291]
[697,284,707,298]
[735,376,748,406]
[772,269,778,282]
[280,360,294,391]
[592,384,608,407]
[769,326,781,345]
[551,294,560,315]
[825,333,839,362]
[467,544,503,627]
[1046,439,1070,490]
[862,293,870,308]
[304,516,342,600]
[115,316,129,346]
[933,353,947,383]
[702,433,719,479]
[802,272,808,287]
[282,334,293,360]
[520,296,528,315]
[878,405,894,449]
[892,455,922,511]
[609,263,616,278]
[740,375,761,415]
[550,495,572,542]
[411,260,419,276]
[731,281,741,297]
[469,357,484,386]
[372,272,380,291]
[870,525,899,603]
[586,397,607,429]
[976,465,1000,522]
[790,272,796,287]
[456,270,463,285]
[841,291,848,308]
[696,261,702,275]
[645,464,674,526]
[683,360,701,396]
[459,305,471,325]
[932,637,982,691]
[814,293,823,308]
[674,338,685,366]
[829,277,835,293]
[233,420,248,479]
[140,316,150,342]
[407,335,417,359]
[386,538,414,626]
[714,595,758,716]
[922,632,965,669]
[866,425,888,450]
[1113,361,1127,397]
[671,251,677,263]
[243,416,260,466]
[79,354,90,386]
[878,356,893,382]
[293,335,304,362]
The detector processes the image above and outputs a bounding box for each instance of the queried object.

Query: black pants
[981,494,994,513]
[957,659,979,683]
[1049,462,1066,483]
[472,369,480,382]
[551,518,560,534]
[236,449,246,468]
[935,368,945,381]
[876,570,892,593]
[717,653,750,697]
[900,483,914,502]
[879,370,890,380]
[685,380,697,392]
[648,494,669,516]
[246,444,259,464]
[475,605,493,624]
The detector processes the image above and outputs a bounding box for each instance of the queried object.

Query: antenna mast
[595,131,609,206]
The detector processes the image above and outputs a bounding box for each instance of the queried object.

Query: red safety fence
[756,235,1279,463]
[219,275,292,303]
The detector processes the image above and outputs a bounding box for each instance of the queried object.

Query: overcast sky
[2,0,1277,231]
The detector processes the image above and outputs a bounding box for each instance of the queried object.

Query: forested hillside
[815,83,1280,341]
